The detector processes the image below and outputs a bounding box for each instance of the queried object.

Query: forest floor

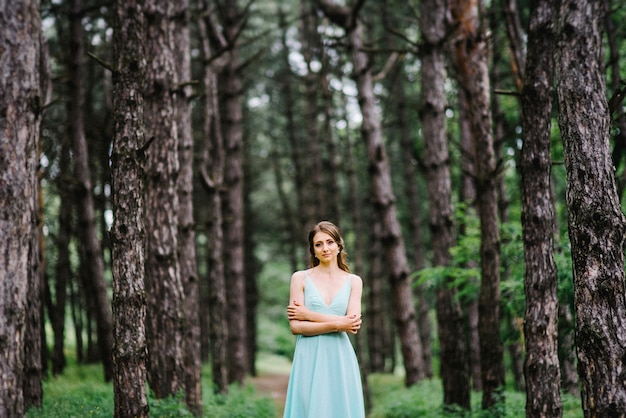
[248,372,289,417]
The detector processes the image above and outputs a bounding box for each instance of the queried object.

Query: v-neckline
[306,272,350,307]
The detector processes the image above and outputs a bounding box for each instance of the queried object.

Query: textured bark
[397,73,433,379]
[111,0,149,415]
[558,303,579,396]
[198,3,229,393]
[317,0,425,386]
[421,0,470,408]
[51,142,72,376]
[144,0,185,398]
[67,0,114,381]
[0,0,43,414]
[555,1,626,415]
[520,1,562,416]
[172,0,202,413]
[457,86,482,392]
[604,0,626,199]
[216,0,248,385]
[450,0,505,409]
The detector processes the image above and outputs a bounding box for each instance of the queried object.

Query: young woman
[283,221,365,418]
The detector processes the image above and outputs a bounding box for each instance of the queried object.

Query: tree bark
[317,0,425,386]
[457,86,482,392]
[421,0,470,408]
[0,0,43,414]
[51,141,72,376]
[198,2,230,393]
[397,71,433,379]
[450,0,505,409]
[172,0,202,413]
[210,0,249,385]
[555,0,626,415]
[67,0,113,381]
[520,1,562,416]
[110,0,149,416]
[144,0,185,398]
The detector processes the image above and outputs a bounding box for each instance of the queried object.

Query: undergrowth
[26,357,275,418]
[367,373,583,418]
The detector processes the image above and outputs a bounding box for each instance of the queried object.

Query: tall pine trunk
[198,3,230,393]
[520,1,562,416]
[450,0,504,409]
[143,0,185,398]
[0,0,43,414]
[555,0,626,415]
[421,0,470,409]
[110,0,149,415]
[172,0,202,413]
[317,0,425,385]
[68,0,113,381]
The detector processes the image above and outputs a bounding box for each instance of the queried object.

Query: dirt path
[248,373,290,417]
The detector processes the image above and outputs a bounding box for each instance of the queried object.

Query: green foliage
[26,356,276,418]
[202,384,275,418]
[368,373,583,418]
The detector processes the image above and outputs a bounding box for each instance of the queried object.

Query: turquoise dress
[283,272,365,418]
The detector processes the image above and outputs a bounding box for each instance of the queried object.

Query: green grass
[25,354,584,418]
[26,356,276,418]
[367,373,583,418]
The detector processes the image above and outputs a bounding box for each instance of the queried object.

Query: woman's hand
[338,314,362,334]
[287,301,310,321]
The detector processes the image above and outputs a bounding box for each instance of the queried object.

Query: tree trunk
[68,0,113,381]
[558,303,579,396]
[520,1,562,416]
[110,1,149,416]
[172,0,202,413]
[217,0,248,385]
[457,87,482,392]
[198,3,230,393]
[450,0,505,409]
[52,142,72,376]
[144,0,185,398]
[0,0,43,414]
[397,71,433,379]
[421,0,470,407]
[603,0,626,199]
[317,0,425,385]
[300,0,326,226]
[555,0,626,415]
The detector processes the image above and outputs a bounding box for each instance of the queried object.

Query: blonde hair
[308,221,350,272]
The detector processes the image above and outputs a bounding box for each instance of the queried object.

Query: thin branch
[87,51,115,73]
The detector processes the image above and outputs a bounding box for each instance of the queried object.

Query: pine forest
[1,0,626,417]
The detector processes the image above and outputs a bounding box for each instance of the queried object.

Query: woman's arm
[287,271,362,336]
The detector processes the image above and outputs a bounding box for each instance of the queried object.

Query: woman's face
[312,231,339,262]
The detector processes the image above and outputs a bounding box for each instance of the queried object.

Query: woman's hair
[308,221,350,272]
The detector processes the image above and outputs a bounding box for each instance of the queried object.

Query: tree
[172,0,202,412]
[317,0,425,385]
[110,0,149,415]
[213,0,248,385]
[520,1,562,416]
[449,0,505,409]
[197,1,230,394]
[555,0,626,415]
[143,0,185,398]
[67,0,113,381]
[0,0,44,414]
[421,0,470,408]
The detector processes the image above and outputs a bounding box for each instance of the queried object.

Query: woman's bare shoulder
[350,273,363,287]
[290,269,310,283]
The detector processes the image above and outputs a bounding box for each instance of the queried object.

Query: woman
[283,221,365,418]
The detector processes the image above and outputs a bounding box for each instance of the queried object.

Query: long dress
[283,271,365,418]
